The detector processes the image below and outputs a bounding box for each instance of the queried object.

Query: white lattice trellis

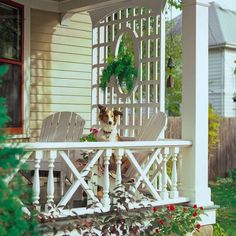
[90,1,166,136]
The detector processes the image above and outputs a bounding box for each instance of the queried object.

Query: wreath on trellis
[99,54,138,93]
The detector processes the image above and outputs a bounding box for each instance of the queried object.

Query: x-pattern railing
[6,140,191,218]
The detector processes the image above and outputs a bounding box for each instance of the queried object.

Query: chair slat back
[137,112,167,141]
[39,112,85,142]
[123,112,168,179]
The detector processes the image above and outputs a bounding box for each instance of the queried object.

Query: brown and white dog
[95,104,123,142]
[94,104,126,174]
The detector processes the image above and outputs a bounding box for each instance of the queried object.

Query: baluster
[115,149,124,187]
[153,163,158,189]
[103,149,112,208]
[161,148,169,200]
[158,172,162,191]
[177,151,183,193]
[45,150,56,212]
[170,147,179,199]
[33,150,43,209]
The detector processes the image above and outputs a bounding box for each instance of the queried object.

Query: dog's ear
[98,104,106,112]
[114,110,123,116]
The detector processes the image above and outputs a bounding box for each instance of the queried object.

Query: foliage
[210,179,236,235]
[168,0,182,10]
[208,105,220,155]
[80,128,98,142]
[165,21,182,116]
[80,128,97,160]
[148,204,203,235]
[39,184,204,236]
[228,168,236,181]
[0,65,39,236]
[99,54,138,93]
[213,223,226,236]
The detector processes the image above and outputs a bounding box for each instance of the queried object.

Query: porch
[3,0,216,232]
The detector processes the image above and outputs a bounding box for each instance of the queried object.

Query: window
[0,0,24,134]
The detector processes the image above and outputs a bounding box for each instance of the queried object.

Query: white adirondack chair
[123,111,168,179]
[28,112,85,196]
[95,112,168,192]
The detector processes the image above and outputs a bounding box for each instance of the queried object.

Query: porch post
[181,0,215,223]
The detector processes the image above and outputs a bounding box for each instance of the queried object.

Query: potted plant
[99,53,138,94]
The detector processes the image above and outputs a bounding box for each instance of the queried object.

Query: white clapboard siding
[223,48,236,117]
[31,42,92,56]
[31,60,91,72]
[30,9,92,141]
[30,86,91,96]
[31,33,91,47]
[31,68,91,80]
[208,48,224,116]
[30,111,91,121]
[30,77,91,88]
[30,95,91,105]
[31,51,91,63]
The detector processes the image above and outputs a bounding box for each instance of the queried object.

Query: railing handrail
[3,139,192,151]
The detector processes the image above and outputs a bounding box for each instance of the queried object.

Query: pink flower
[153,207,158,213]
[196,223,201,230]
[193,204,198,208]
[167,204,176,211]
[199,206,204,211]
[90,127,98,134]
[159,219,164,225]
[155,228,160,234]
[193,211,198,217]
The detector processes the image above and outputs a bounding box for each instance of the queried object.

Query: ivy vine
[99,54,138,93]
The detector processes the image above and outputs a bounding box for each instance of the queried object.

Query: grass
[210,178,236,236]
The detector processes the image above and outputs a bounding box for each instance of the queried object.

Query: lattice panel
[92,7,164,136]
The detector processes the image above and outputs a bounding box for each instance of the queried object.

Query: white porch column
[181,0,214,216]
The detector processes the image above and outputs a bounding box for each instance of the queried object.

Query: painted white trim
[59,0,128,13]
[182,0,210,8]
[11,139,192,150]
[160,9,166,114]
[89,0,167,26]
[181,2,215,225]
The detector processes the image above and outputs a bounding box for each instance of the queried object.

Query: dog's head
[98,104,123,130]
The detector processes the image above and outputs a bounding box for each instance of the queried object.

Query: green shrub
[228,169,236,181]
[208,105,220,155]
[0,65,39,236]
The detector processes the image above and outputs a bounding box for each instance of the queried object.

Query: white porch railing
[8,139,192,218]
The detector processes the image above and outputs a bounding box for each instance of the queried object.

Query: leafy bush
[208,105,220,155]
[0,65,39,235]
[228,169,236,181]
[149,204,204,235]
[213,223,226,236]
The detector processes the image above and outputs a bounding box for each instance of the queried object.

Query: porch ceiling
[58,0,167,14]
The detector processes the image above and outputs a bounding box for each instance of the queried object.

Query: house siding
[30,10,92,141]
[223,48,236,117]
[209,48,224,116]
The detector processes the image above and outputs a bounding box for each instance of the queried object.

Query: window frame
[0,0,24,134]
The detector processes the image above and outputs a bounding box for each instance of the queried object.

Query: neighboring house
[209,2,236,117]
[174,2,236,117]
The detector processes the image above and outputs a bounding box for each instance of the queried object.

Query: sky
[171,0,236,18]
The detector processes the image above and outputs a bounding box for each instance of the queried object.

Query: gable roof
[209,2,236,48]
[173,2,236,49]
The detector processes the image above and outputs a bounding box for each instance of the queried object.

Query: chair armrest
[119,136,136,141]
